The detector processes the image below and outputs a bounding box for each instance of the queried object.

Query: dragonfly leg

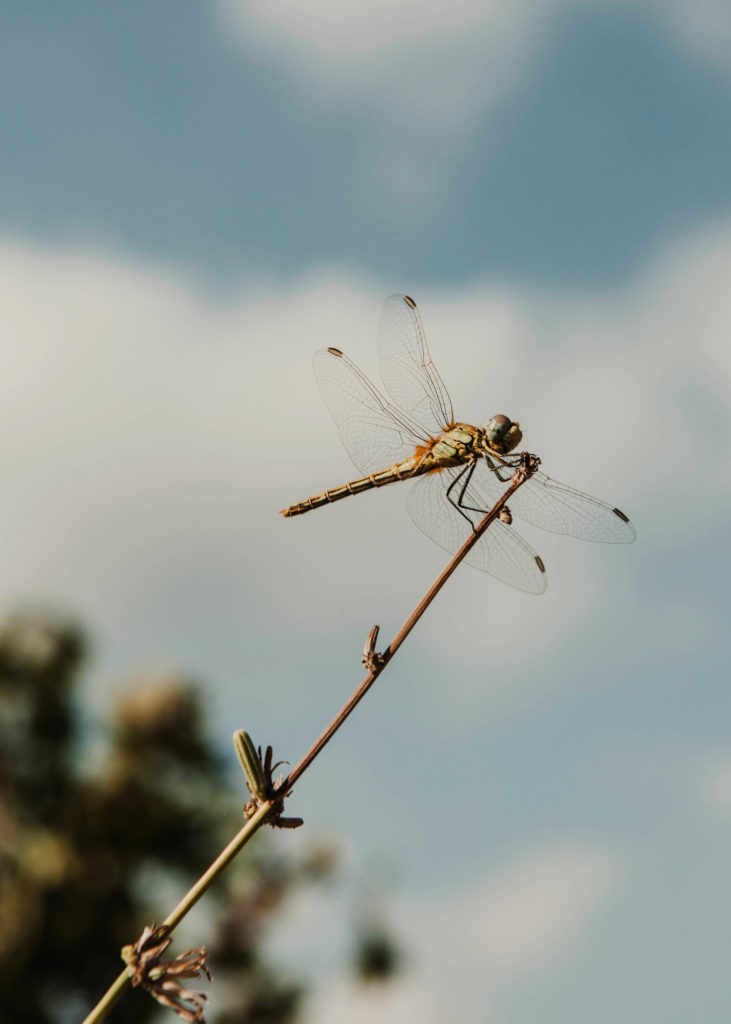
[451,457,518,533]
[447,460,504,534]
[455,460,505,531]
[484,453,513,483]
[445,462,480,531]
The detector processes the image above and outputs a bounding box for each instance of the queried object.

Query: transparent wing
[469,458,637,543]
[407,468,547,594]
[312,347,432,476]
[378,294,455,436]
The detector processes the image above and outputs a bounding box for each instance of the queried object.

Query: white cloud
[218,0,544,101]
[658,0,731,69]
[217,0,550,205]
[0,219,729,713]
[297,842,622,1024]
[422,844,619,977]
[219,0,731,102]
[697,754,731,817]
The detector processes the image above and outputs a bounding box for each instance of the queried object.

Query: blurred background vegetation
[0,608,399,1024]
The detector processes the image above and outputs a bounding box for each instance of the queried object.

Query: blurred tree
[0,608,398,1024]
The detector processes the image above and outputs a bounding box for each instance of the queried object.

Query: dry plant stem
[81,456,535,1024]
[80,800,276,1024]
[284,456,536,789]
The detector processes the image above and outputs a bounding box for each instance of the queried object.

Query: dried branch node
[513,452,541,484]
[362,624,385,671]
[121,923,211,1023]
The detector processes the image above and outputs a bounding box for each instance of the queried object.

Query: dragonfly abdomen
[281,459,424,518]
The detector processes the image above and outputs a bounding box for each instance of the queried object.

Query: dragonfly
[282,294,635,593]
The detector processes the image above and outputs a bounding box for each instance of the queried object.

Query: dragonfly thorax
[427,419,521,466]
[429,423,483,463]
[484,414,522,455]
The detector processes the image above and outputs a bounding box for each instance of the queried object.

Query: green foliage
[0,609,341,1024]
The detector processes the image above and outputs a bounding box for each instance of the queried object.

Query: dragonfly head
[485,414,522,454]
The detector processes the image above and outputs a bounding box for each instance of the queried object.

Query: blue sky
[1,3,729,1022]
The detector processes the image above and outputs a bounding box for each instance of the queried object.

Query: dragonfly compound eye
[487,413,520,454]
[486,415,522,454]
[487,414,509,438]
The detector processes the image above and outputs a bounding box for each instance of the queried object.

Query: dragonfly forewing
[407,468,548,594]
[312,346,429,476]
[378,295,454,437]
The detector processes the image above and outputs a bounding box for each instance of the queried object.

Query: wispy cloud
[217,0,545,103]
[216,0,550,206]
[697,754,731,818]
[217,1,730,108]
[213,1,731,220]
[298,842,622,1024]
[658,0,731,68]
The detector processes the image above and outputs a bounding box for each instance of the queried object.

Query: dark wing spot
[613,508,630,523]
[535,555,546,573]
[327,347,344,357]
[403,295,416,309]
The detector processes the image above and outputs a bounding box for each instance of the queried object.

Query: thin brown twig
[81,453,537,1024]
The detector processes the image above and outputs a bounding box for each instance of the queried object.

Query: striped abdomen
[281,425,485,518]
[281,457,428,517]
